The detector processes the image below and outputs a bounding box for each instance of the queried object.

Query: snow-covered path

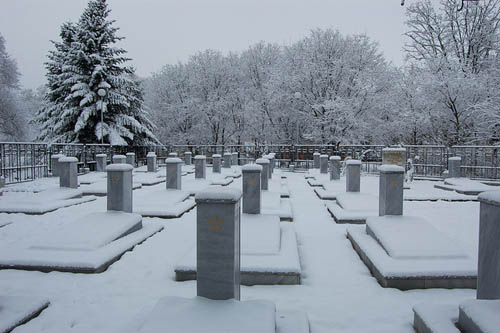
[0,172,479,332]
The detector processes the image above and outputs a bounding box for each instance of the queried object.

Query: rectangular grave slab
[0,296,50,333]
[241,214,281,255]
[325,200,378,224]
[0,222,163,273]
[133,173,165,186]
[80,180,142,197]
[336,192,379,211]
[175,223,301,285]
[413,303,460,333]
[346,227,476,290]
[78,172,107,184]
[366,216,469,259]
[134,189,195,218]
[261,191,294,221]
[138,297,276,333]
[458,299,500,333]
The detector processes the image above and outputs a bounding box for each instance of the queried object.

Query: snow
[138,296,276,333]
[383,148,406,152]
[134,187,195,218]
[256,158,270,164]
[459,299,500,332]
[0,296,50,333]
[478,190,500,205]
[80,181,142,196]
[58,156,78,163]
[212,154,221,158]
[113,154,126,159]
[165,157,182,163]
[320,154,328,158]
[345,159,361,165]
[195,187,242,202]
[194,155,206,160]
[78,172,106,184]
[413,303,460,333]
[449,157,462,161]
[242,164,262,172]
[313,152,320,156]
[241,214,280,254]
[379,164,405,173]
[106,164,133,172]
[96,153,107,157]
[329,156,341,160]
[336,192,379,211]
[366,216,468,259]
[224,152,232,156]
[146,152,156,157]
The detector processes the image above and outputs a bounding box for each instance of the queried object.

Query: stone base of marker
[126,153,135,167]
[212,154,222,173]
[166,158,182,190]
[59,157,78,189]
[96,154,107,172]
[113,155,126,164]
[329,156,341,180]
[194,155,207,179]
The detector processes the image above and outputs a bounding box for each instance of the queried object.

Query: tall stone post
[242,164,262,214]
[232,152,238,166]
[476,192,500,299]
[448,157,462,178]
[256,158,270,191]
[212,154,222,173]
[320,154,328,174]
[126,153,135,167]
[329,156,341,180]
[59,157,78,189]
[96,154,107,172]
[223,153,232,168]
[382,148,406,168]
[379,165,404,216]
[346,160,361,193]
[112,155,126,164]
[184,152,192,165]
[313,152,320,169]
[51,154,65,177]
[194,155,207,179]
[166,158,182,190]
[269,153,276,174]
[106,164,133,213]
[147,152,157,173]
[195,187,242,300]
[0,176,5,197]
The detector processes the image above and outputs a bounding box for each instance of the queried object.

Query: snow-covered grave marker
[320,154,328,174]
[329,156,341,181]
[146,152,157,172]
[166,158,182,190]
[107,163,133,212]
[448,156,462,178]
[96,153,107,172]
[223,152,232,168]
[168,152,177,157]
[413,191,500,332]
[212,154,222,173]
[313,152,320,169]
[256,158,270,190]
[262,155,273,180]
[126,152,135,167]
[346,159,361,192]
[184,151,192,165]
[269,153,276,174]
[347,164,475,289]
[112,154,126,164]
[50,153,65,177]
[59,157,78,189]
[194,155,206,179]
[232,152,238,166]
[0,296,50,333]
[0,176,5,196]
[243,164,262,214]
[382,147,406,168]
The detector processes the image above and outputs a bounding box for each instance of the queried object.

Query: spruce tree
[36,0,159,144]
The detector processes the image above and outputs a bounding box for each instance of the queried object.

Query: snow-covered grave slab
[241,214,280,255]
[404,180,478,202]
[346,216,476,290]
[222,166,242,179]
[314,179,345,200]
[0,212,163,273]
[412,303,460,333]
[182,164,195,174]
[134,165,165,173]
[175,223,301,285]
[261,190,294,221]
[458,299,500,333]
[138,297,277,333]
[441,178,498,196]
[325,192,378,224]
[0,296,50,333]
[210,174,233,186]
[78,172,106,185]
[133,188,195,218]
[0,188,96,214]
[132,172,165,186]
[1,177,59,193]
[269,177,290,198]
[80,180,142,196]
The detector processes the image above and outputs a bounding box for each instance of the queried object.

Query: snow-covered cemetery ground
[0,154,492,332]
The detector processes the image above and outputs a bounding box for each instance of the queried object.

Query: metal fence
[2,142,500,184]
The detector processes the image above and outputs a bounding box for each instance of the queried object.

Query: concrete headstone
[194,155,207,179]
[242,164,262,214]
[166,158,182,190]
[329,156,341,180]
[212,154,222,173]
[320,155,328,174]
[313,152,320,169]
[379,165,404,216]
[256,158,270,191]
[184,152,192,165]
[107,163,133,213]
[59,157,78,189]
[223,153,232,168]
[96,154,107,172]
[147,152,157,173]
[126,153,135,167]
[448,157,462,178]
[346,160,361,193]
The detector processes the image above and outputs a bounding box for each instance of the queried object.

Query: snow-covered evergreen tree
[36,0,158,145]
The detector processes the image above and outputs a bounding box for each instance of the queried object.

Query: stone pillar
[346,160,361,193]
[448,157,462,178]
[212,154,222,173]
[242,164,262,214]
[0,176,5,197]
[194,155,207,179]
[166,158,182,190]
[379,165,404,216]
[232,152,238,166]
[269,153,276,174]
[59,157,78,189]
[382,148,406,168]
[168,152,178,157]
[313,152,320,169]
[106,164,133,213]
[476,192,500,299]
[195,187,242,301]
[112,155,126,164]
[223,153,232,168]
[51,154,65,177]
[320,155,328,174]
[256,158,270,191]
[147,152,157,173]
[126,153,135,167]
[329,156,341,180]
[184,152,192,165]
[264,155,272,180]
[96,154,107,172]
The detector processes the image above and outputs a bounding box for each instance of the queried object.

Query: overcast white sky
[0,0,432,89]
